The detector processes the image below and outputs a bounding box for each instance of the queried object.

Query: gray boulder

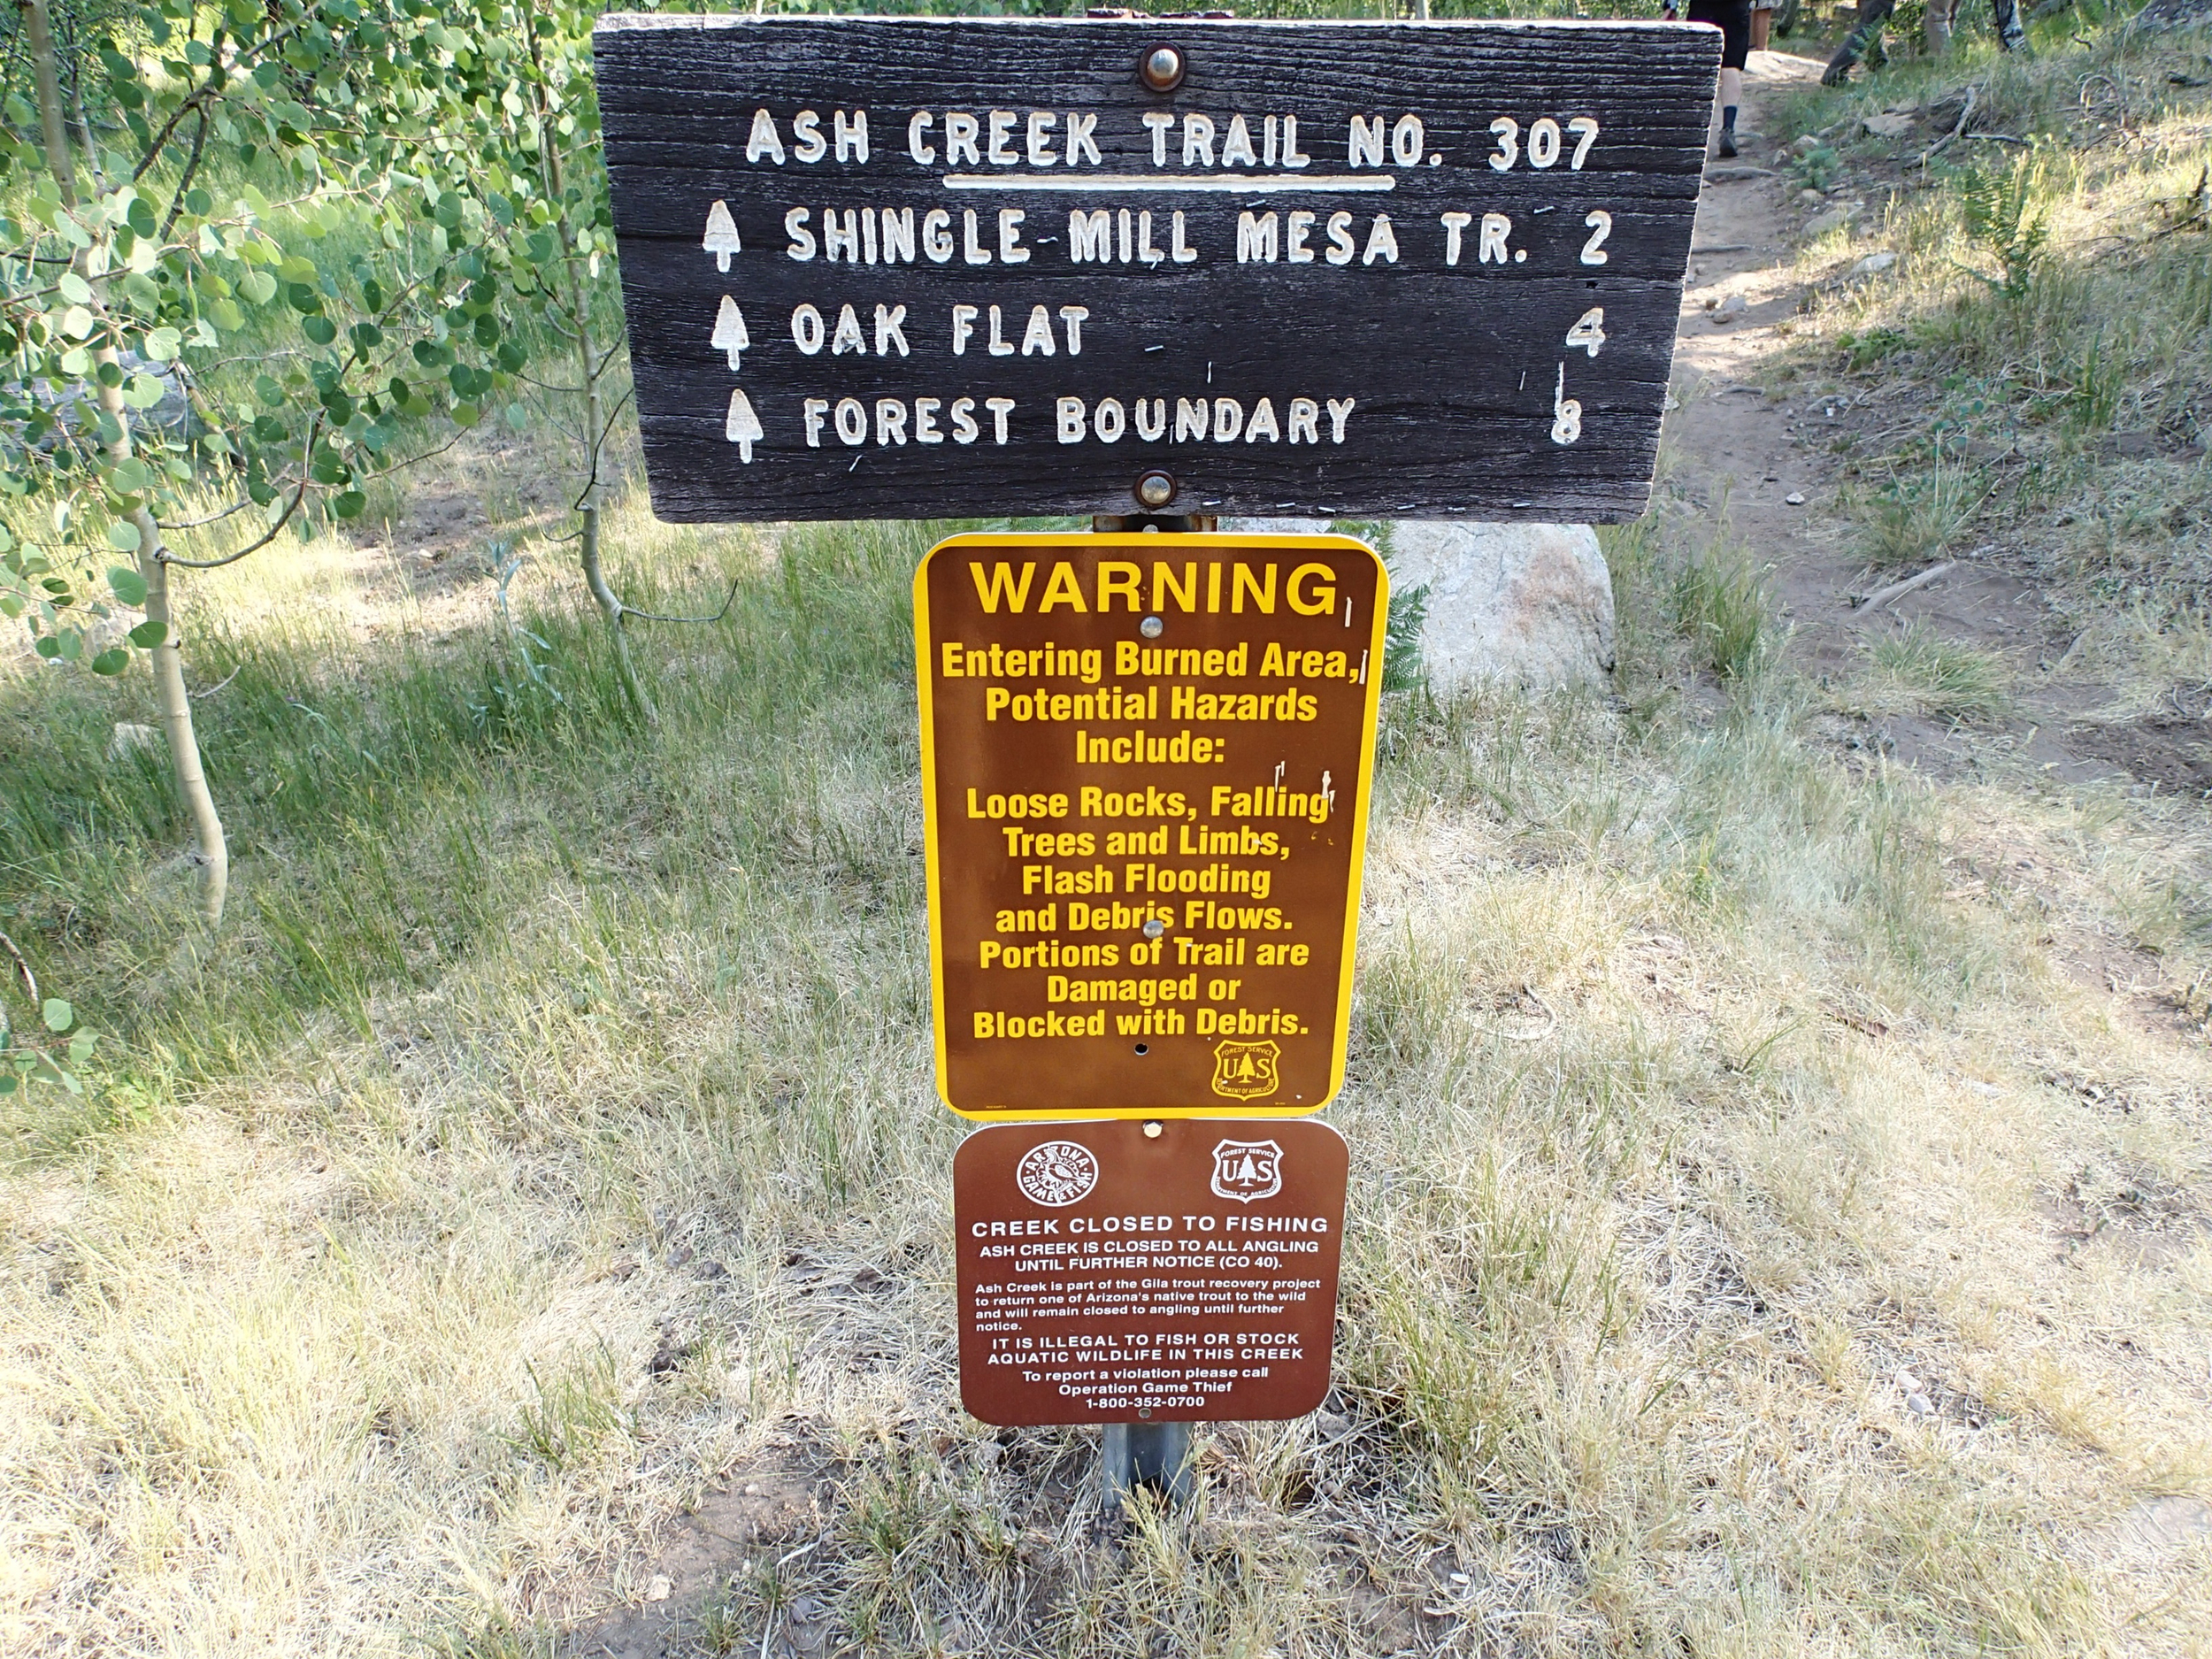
[1224,518,1617,691]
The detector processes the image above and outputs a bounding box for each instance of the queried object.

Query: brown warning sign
[915,533,1387,1120]
[954,1118,1348,1426]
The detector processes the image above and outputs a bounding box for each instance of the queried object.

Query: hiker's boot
[1714,129,1739,158]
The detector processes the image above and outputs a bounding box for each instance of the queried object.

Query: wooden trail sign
[916,533,1386,1121]
[594,15,1721,524]
[955,1117,1348,1426]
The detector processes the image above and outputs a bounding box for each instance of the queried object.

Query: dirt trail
[1663,50,2174,788]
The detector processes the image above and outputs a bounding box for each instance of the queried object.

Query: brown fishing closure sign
[594,15,1721,523]
[955,1118,1348,1425]
[916,534,1386,1121]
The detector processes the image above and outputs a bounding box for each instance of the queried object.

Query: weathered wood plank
[594,16,1720,522]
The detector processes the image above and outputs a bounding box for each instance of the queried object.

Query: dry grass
[4,426,2212,1655]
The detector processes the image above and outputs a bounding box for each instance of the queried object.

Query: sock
[1722,105,1738,132]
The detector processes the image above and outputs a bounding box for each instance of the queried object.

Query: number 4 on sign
[725,388,763,461]
[703,200,741,273]
[1565,307,1605,358]
[712,296,749,371]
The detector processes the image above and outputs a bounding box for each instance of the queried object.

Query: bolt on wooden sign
[955,1118,1348,1425]
[594,15,1721,523]
[916,533,1386,1120]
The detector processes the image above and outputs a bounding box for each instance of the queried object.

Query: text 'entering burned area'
[955,1118,1348,1425]
[917,534,1386,1120]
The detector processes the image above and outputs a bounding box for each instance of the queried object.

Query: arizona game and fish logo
[1210,1138,1285,1204]
[1210,1038,1281,1100]
[1014,1140,1099,1207]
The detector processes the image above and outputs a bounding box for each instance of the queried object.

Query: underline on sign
[938,173,1398,194]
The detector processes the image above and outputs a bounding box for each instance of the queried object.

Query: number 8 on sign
[1551,364,1581,446]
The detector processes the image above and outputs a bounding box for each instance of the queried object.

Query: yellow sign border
[914,532,1389,1122]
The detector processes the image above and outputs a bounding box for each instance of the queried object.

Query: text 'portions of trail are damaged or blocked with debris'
[593,15,1720,522]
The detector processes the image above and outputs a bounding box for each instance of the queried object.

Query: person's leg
[1990,0,2028,53]
[1750,3,1771,51]
[1824,0,1895,85]
[1716,65,1744,156]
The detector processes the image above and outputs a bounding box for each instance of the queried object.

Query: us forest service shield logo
[1210,1038,1281,1101]
[1015,1140,1100,1207]
[1210,1139,1285,1205]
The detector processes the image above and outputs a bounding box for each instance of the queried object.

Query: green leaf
[121,374,167,411]
[90,646,129,675]
[108,565,149,605]
[143,327,183,362]
[333,490,366,519]
[128,619,166,649]
[58,271,92,304]
[68,1030,96,1065]
[42,998,71,1032]
[106,520,143,552]
[302,315,338,346]
[241,271,278,304]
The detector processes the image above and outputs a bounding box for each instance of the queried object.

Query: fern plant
[1958,150,2053,301]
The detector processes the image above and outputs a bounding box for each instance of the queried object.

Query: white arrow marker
[711,296,749,371]
[703,200,741,273]
[725,388,763,462]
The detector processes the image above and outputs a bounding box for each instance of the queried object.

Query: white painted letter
[1361,214,1399,265]
[1348,116,1384,169]
[1057,396,1087,442]
[1440,211,1471,267]
[1027,111,1057,166]
[1391,115,1425,166]
[784,207,816,261]
[1479,212,1510,265]
[1325,397,1355,442]
[1182,113,1217,168]
[1021,305,1056,356]
[830,303,865,356]
[792,111,826,164]
[1070,210,1111,263]
[1066,111,1101,166]
[833,110,869,164]
[915,397,944,443]
[951,396,979,443]
[986,397,1016,443]
[951,304,978,356]
[1286,210,1316,263]
[922,209,954,263]
[1057,305,1089,354]
[874,303,910,357]
[987,111,1018,165]
[1324,211,1355,265]
[908,111,935,165]
[1171,211,1196,263]
[1287,397,1319,444]
[791,303,825,354]
[999,207,1030,265]
[963,209,992,265]
[946,112,980,166]
[1143,111,1175,166]
[1245,397,1279,442]
[803,398,829,447]
[746,110,786,165]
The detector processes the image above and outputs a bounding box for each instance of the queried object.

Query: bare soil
[1671,50,2212,795]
